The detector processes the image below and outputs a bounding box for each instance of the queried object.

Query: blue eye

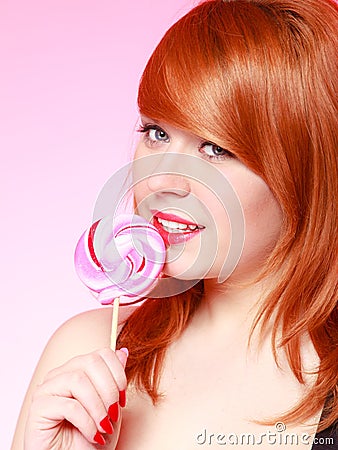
[199,142,234,161]
[138,124,170,145]
[148,127,169,142]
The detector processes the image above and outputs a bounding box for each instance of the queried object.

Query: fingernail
[120,347,129,357]
[100,415,114,434]
[94,431,106,446]
[108,402,119,422]
[119,389,126,408]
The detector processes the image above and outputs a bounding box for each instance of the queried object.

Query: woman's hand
[24,347,128,450]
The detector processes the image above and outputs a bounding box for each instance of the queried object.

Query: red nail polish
[100,415,114,434]
[108,402,119,422]
[94,431,106,446]
[119,389,126,407]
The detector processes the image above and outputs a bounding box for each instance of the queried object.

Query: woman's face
[133,116,283,284]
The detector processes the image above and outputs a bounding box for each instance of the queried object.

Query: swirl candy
[74,214,166,305]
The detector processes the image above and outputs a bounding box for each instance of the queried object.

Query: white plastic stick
[110,297,120,351]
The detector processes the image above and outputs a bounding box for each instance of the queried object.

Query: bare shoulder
[25,304,137,383]
[55,305,137,347]
[42,305,137,366]
[43,308,113,363]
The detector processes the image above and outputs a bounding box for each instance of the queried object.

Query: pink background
[0,0,194,446]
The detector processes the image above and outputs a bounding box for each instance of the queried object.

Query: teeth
[157,217,200,233]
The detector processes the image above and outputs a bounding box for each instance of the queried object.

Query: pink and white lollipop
[74,214,166,348]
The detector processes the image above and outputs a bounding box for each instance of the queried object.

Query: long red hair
[118,0,338,430]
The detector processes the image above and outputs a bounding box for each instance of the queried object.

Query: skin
[12,120,322,450]
[134,116,284,285]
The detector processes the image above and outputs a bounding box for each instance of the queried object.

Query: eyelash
[137,123,234,161]
[198,142,234,162]
[137,124,169,148]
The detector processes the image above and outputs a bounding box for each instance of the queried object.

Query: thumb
[116,347,129,368]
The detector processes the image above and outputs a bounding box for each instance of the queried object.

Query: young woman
[12,0,337,448]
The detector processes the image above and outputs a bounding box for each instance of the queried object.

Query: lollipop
[74,214,166,349]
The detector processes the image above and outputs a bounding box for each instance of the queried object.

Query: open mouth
[151,210,205,246]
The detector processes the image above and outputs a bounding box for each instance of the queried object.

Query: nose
[145,153,191,197]
[146,173,190,197]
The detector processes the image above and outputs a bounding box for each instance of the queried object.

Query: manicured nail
[100,415,114,434]
[93,431,106,446]
[119,389,126,407]
[120,347,129,357]
[108,402,119,422]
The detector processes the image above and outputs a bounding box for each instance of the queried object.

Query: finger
[98,347,129,411]
[28,394,101,445]
[44,350,125,407]
[45,348,127,392]
[116,347,129,369]
[36,369,111,434]
[97,348,128,392]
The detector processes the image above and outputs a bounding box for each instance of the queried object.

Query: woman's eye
[199,142,234,161]
[148,127,169,142]
[137,124,170,146]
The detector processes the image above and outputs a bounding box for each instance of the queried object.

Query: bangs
[137,0,338,216]
[138,3,228,141]
[137,0,294,167]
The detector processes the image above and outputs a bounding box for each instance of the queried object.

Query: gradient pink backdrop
[0,1,195,446]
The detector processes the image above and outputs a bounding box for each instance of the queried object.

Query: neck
[196,276,274,343]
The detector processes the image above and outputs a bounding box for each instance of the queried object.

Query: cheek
[133,180,146,204]
[168,184,233,280]
[214,167,283,278]
[132,145,153,211]
[239,181,283,262]
[246,181,282,233]
[133,180,152,219]
[226,166,282,237]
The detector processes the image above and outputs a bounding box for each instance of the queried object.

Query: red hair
[118,0,338,430]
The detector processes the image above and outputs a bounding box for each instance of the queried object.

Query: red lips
[150,210,204,246]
